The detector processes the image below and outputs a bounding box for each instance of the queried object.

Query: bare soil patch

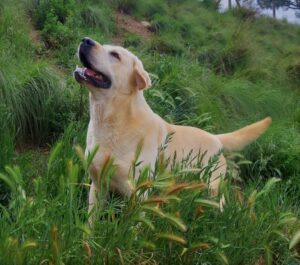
[111,12,153,44]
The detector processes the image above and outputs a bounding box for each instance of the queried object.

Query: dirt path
[111,12,153,44]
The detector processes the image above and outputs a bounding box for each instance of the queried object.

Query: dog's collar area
[74,67,111,89]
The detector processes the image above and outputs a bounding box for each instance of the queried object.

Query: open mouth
[74,38,112,89]
[74,67,111,89]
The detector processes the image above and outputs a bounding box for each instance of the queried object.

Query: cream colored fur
[78,40,272,214]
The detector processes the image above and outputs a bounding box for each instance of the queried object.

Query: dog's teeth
[95,74,103,80]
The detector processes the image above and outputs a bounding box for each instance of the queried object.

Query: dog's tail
[217,117,272,151]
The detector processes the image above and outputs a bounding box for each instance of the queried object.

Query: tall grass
[0,142,299,264]
[1,0,300,264]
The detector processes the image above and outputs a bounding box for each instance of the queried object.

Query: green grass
[1,144,299,264]
[0,0,300,263]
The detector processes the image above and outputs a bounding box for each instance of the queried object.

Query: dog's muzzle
[74,37,112,89]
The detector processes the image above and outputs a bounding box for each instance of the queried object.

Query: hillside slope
[1,0,300,179]
[0,0,300,264]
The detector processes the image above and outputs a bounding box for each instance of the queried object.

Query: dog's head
[74,37,151,97]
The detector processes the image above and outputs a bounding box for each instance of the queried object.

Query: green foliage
[231,6,257,21]
[123,33,142,48]
[150,14,179,32]
[26,0,75,30]
[149,34,184,55]
[136,0,168,20]
[80,4,116,34]
[0,104,14,169]
[287,61,300,86]
[25,0,77,49]
[200,0,222,10]
[1,0,300,263]
[3,67,73,143]
[111,0,138,14]
[0,143,299,264]
[41,12,75,49]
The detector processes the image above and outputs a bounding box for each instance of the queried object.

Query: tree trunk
[228,0,232,9]
[235,0,241,8]
[215,0,222,10]
[272,1,276,18]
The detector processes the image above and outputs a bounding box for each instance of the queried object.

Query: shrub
[105,0,168,19]
[25,0,76,49]
[149,35,184,55]
[80,4,116,34]
[231,6,257,21]
[217,45,250,75]
[113,0,138,14]
[26,0,75,30]
[42,12,75,49]
[287,62,300,86]
[198,41,251,75]
[200,0,222,10]
[137,0,168,20]
[150,14,179,33]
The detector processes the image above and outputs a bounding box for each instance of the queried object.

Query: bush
[26,0,75,30]
[113,0,138,14]
[25,0,76,49]
[198,41,251,75]
[231,6,257,21]
[149,35,184,55]
[42,12,75,49]
[150,14,179,33]
[80,4,116,34]
[137,0,168,20]
[217,45,250,75]
[200,0,222,10]
[287,62,300,86]
[105,0,168,19]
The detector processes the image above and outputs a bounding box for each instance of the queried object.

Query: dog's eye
[110,51,121,61]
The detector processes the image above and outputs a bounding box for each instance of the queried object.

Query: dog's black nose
[81,37,96,47]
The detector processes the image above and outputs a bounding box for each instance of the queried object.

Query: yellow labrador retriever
[74,37,272,213]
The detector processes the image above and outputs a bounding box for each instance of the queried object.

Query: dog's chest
[86,119,166,175]
[86,121,144,161]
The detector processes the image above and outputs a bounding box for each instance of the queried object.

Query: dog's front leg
[88,182,96,225]
[87,162,108,225]
[88,169,133,225]
[88,181,107,225]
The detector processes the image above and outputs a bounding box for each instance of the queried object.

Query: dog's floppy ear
[133,58,151,90]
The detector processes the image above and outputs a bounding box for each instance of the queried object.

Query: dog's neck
[89,91,153,130]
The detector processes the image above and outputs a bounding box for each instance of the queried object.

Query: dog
[74,37,272,214]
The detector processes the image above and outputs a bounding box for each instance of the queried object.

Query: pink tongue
[84,68,97,77]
